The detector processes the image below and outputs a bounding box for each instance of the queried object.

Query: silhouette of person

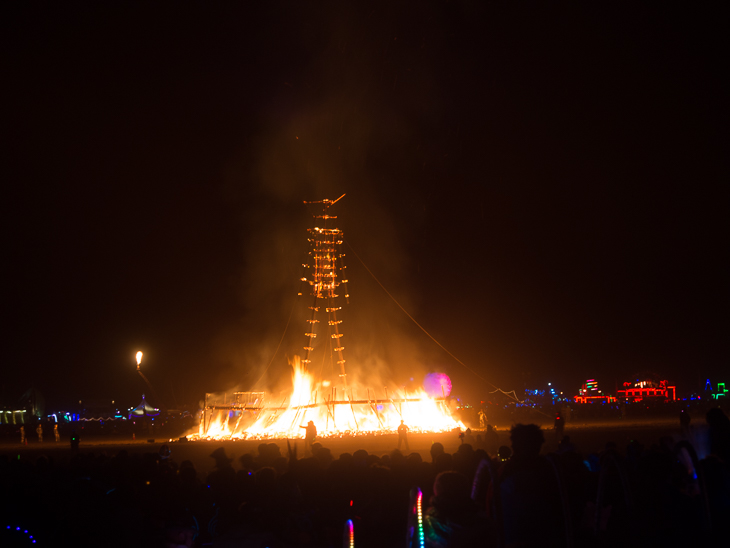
[36,423,43,443]
[430,442,445,463]
[679,408,691,435]
[494,424,563,546]
[424,471,490,547]
[554,411,565,439]
[557,435,575,454]
[20,425,25,444]
[54,424,60,442]
[478,409,486,429]
[706,407,730,462]
[397,420,410,451]
[485,425,499,455]
[464,428,475,446]
[300,420,317,456]
[208,446,236,514]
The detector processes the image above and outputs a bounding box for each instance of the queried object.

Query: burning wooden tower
[301,194,350,386]
[195,194,465,439]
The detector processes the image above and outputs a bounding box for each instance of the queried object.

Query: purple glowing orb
[423,372,452,397]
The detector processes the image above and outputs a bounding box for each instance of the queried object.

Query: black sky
[2,2,727,409]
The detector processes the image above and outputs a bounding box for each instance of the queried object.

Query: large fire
[188,196,465,441]
[190,357,464,440]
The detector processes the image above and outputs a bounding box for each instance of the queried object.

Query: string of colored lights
[345,519,354,548]
[3,524,37,544]
[416,488,425,548]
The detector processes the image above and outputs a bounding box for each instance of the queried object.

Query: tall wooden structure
[301,194,350,386]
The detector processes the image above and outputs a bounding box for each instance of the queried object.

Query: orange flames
[190,356,464,441]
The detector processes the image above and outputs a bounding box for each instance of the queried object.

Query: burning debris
[190,196,464,440]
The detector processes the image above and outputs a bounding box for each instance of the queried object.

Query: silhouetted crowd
[1,408,729,547]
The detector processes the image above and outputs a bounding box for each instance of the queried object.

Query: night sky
[3,2,726,410]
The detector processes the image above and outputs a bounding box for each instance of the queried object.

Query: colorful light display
[344,519,354,548]
[617,379,675,402]
[574,379,616,404]
[407,487,425,548]
[705,379,728,400]
[423,372,452,398]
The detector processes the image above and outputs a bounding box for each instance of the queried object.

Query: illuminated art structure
[617,379,676,402]
[574,379,616,404]
[704,379,728,400]
[195,196,464,440]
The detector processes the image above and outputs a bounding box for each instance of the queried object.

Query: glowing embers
[191,357,464,441]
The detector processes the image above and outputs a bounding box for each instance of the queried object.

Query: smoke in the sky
[213,26,442,396]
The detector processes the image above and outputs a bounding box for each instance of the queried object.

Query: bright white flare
[136,351,143,365]
[192,356,465,441]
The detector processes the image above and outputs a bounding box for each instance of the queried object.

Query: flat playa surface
[1,416,703,477]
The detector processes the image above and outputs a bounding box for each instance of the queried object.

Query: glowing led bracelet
[344,519,354,548]
[416,489,425,548]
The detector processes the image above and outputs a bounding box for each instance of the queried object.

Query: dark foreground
[1,416,728,547]
[0,417,688,476]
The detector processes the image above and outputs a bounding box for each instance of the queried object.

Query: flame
[191,356,465,441]
[136,351,143,365]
